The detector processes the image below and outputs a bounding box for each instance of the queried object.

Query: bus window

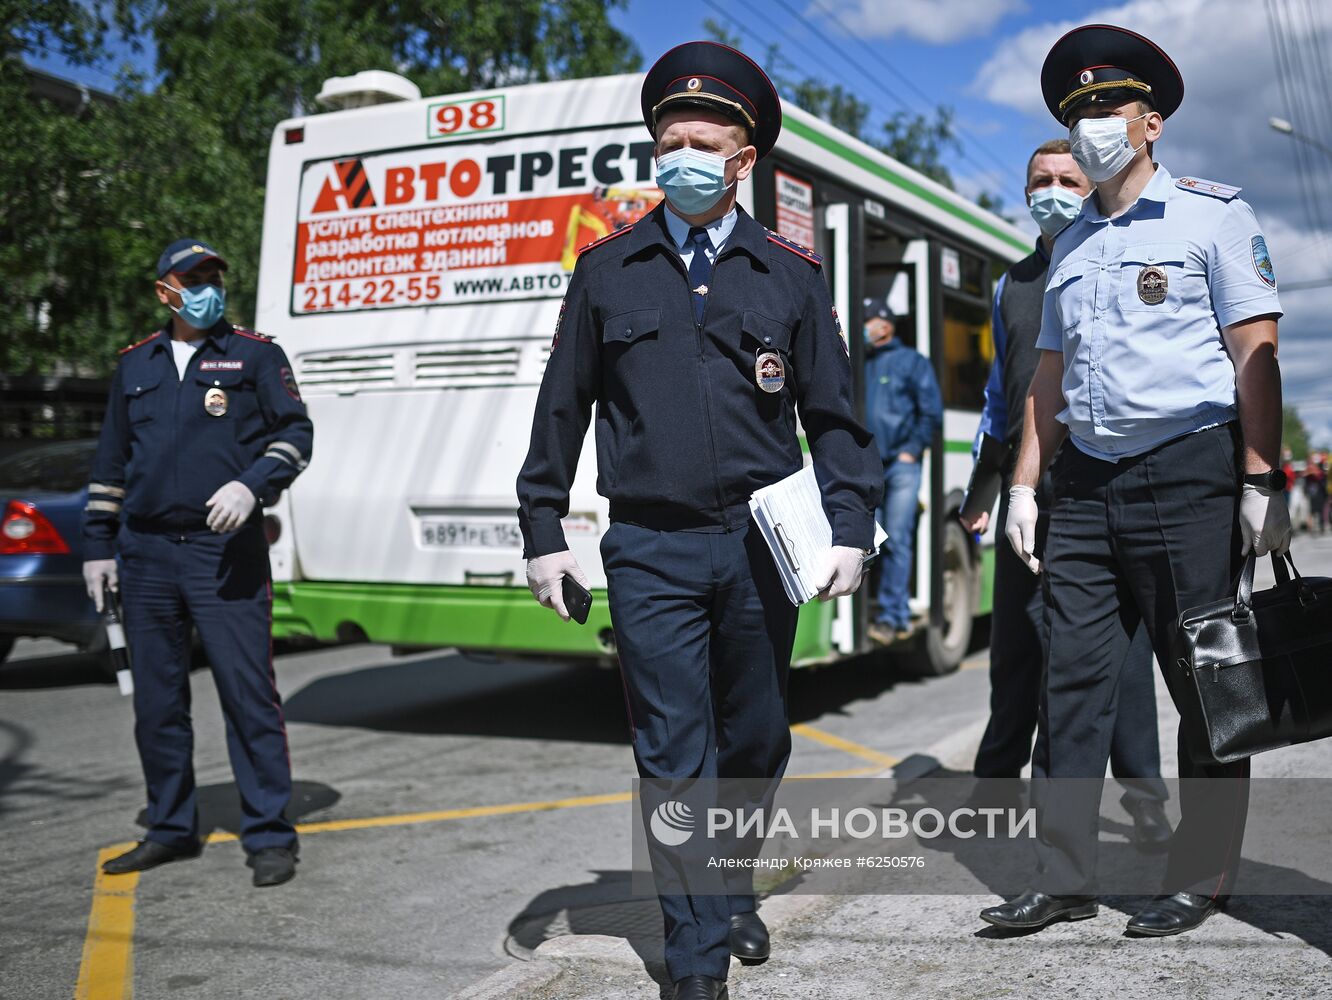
[940,294,991,411]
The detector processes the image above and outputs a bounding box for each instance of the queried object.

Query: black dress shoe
[1126,892,1220,936]
[979,890,1097,930]
[729,911,770,960]
[248,847,298,887]
[102,839,202,875]
[1126,798,1173,853]
[673,975,728,1000]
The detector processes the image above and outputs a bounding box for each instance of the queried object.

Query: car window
[0,441,97,493]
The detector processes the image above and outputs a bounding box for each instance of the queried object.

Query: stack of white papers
[749,466,888,606]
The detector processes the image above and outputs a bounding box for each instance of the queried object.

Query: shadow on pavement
[0,650,110,690]
[507,870,670,993]
[885,761,1332,958]
[132,779,342,842]
[283,653,634,743]
[281,644,938,742]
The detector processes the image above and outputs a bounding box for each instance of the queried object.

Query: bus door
[822,202,941,657]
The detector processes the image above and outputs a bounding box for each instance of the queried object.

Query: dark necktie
[686,226,713,324]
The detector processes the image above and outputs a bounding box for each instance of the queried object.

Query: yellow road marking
[75,844,141,1000]
[790,722,900,769]
[76,721,895,997]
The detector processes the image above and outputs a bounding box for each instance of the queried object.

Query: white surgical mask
[1069,113,1148,182]
[1027,185,1086,237]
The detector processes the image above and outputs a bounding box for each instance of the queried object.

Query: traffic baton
[103,582,134,696]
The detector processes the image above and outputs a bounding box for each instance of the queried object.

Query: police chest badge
[755,351,785,393]
[1136,265,1168,305]
[204,387,228,417]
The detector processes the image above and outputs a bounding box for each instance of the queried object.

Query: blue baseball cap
[863,295,896,324]
[156,238,228,279]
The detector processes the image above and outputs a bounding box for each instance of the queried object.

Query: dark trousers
[118,523,296,854]
[975,481,1166,809]
[602,520,797,982]
[1035,425,1248,897]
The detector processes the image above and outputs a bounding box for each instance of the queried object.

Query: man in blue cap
[517,41,881,1000]
[83,238,313,887]
[981,24,1288,937]
[861,295,942,644]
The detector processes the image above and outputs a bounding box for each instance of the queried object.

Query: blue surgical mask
[162,281,225,329]
[1027,185,1085,237]
[655,147,741,216]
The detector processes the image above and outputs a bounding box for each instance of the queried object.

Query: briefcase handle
[1234,551,1316,621]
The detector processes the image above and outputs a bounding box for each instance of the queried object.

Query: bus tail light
[1,500,70,555]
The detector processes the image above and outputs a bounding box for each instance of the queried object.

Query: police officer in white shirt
[981,24,1290,938]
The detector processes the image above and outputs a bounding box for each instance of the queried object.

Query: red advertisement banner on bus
[292,127,662,313]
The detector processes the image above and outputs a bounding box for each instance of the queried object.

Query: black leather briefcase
[1173,552,1332,765]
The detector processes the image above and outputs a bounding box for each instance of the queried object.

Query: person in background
[83,238,312,888]
[1305,451,1328,533]
[961,139,1169,847]
[863,296,942,644]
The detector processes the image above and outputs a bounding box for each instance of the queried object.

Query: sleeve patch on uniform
[280,366,302,401]
[1251,235,1276,288]
[831,306,849,356]
[552,296,567,351]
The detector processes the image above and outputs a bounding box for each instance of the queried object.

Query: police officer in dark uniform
[83,239,313,887]
[980,25,1288,936]
[516,43,881,1000]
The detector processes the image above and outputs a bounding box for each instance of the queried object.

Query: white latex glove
[205,480,257,533]
[1239,484,1292,557]
[1004,485,1041,575]
[83,559,119,612]
[526,550,590,621]
[817,545,866,601]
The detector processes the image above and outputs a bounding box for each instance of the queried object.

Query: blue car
[0,440,102,665]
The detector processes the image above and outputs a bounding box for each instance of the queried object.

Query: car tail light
[263,514,282,546]
[1,500,71,555]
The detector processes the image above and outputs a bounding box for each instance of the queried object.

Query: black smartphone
[562,576,593,625]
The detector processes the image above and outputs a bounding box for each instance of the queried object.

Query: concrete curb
[457,717,990,1000]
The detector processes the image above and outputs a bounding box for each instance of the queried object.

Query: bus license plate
[421,520,522,549]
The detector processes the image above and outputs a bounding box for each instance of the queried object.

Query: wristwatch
[1242,469,1288,491]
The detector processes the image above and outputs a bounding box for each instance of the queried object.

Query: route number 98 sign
[427,95,506,140]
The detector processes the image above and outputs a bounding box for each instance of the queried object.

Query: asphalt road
[2,532,1330,1000]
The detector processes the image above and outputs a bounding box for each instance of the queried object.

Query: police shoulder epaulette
[766,229,822,266]
[119,331,161,354]
[577,225,634,256]
[231,326,275,343]
[1175,176,1242,201]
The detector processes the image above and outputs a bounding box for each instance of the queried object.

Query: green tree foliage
[702,16,960,189]
[1283,405,1312,460]
[1,1,639,374]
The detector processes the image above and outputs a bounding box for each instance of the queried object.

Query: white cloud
[815,0,1026,45]
[971,0,1332,443]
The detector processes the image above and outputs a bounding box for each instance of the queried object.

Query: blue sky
[31,0,1332,444]
[608,0,1332,444]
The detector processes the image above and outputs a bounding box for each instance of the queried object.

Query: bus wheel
[904,519,973,677]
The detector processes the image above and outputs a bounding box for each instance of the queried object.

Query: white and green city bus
[254,69,1030,676]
